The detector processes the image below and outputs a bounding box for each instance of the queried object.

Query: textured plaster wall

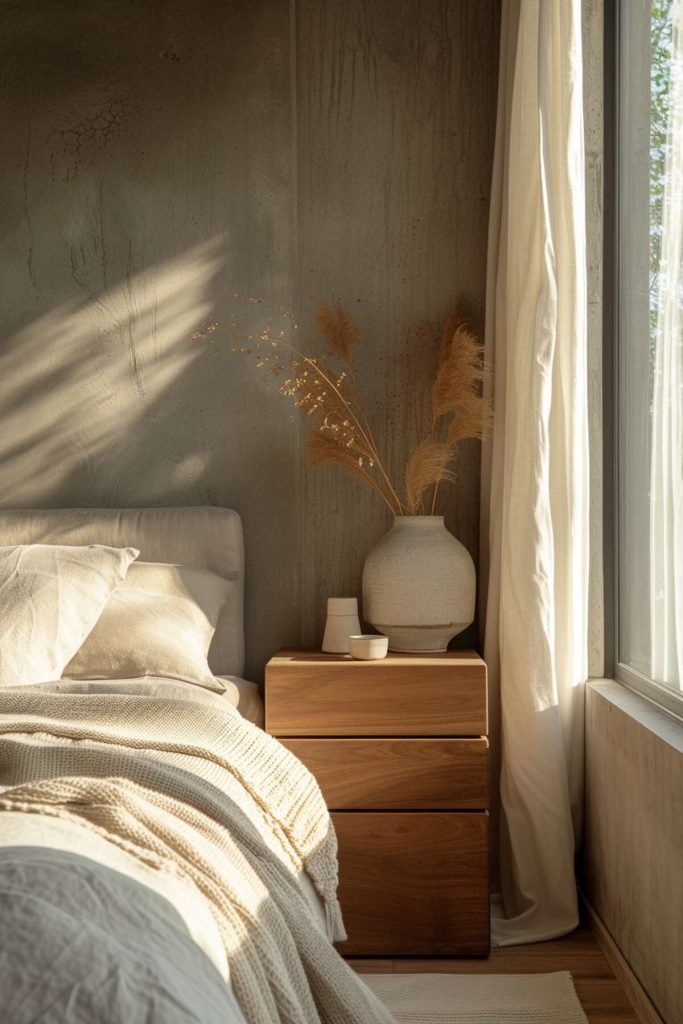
[0,0,499,677]
[296,0,500,644]
[583,684,683,1024]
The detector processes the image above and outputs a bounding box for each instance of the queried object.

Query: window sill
[588,680,683,752]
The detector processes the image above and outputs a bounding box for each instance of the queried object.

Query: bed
[0,508,393,1024]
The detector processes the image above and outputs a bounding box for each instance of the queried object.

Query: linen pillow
[64,561,231,690]
[0,544,139,686]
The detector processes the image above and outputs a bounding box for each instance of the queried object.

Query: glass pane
[618,0,682,693]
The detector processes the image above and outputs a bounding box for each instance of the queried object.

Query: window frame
[605,0,683,722]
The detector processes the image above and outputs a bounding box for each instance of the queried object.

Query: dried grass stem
[236,303,491,518]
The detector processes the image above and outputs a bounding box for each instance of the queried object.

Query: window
[613,0,682,715]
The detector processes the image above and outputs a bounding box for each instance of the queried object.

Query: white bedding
[0,678,281,996]
[0,511,391,1022]
[0,543,138,685]
[0,808,326,985]
[0,811,230,973]
[0,679,389,1024]
[63,561,233,690]
[218,675,265,726]
[0,821,247,1023]
[0,507,246,677]
[48,674,265,727]
[2,669,322,943]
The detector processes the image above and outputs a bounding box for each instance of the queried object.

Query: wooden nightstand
[265,649,490,957]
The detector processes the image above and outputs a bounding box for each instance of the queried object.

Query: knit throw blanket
[0,688,395,1024]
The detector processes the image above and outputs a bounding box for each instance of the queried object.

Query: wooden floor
[348,925,641,1024]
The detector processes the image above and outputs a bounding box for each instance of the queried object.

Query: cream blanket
[0,688,395,1024]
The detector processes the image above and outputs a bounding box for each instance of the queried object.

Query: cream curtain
[650,0,683,690]
[481,0,589,945]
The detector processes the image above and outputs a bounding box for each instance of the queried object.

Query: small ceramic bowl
[348,634,389,660]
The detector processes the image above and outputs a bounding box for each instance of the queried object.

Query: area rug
[359,972,589,1024]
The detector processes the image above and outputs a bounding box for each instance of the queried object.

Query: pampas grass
[404,440,455,516]
[308,433,391,508]
[420,319,493,514]
[402,315,491,513]
[233,302,491,516]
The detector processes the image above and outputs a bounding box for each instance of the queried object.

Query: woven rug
[359,972,589,1024]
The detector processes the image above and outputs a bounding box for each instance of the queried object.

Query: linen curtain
[650,0,683,690]
[481,0,589,945]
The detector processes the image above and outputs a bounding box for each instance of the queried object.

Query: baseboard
[581,895,666,1024]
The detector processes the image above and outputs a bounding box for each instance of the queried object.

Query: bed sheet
[51,673,264,725]
[0,681,389,1024]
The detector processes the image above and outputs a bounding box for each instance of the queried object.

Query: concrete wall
[583,683,683,1024]
[0,0,499,678]
[296,0,499,643]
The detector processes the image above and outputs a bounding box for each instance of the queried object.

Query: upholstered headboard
[0,507,245,677]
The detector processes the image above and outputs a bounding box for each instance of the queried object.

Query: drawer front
[333,811,490,956]
[266,657,487,736]
[281,738,489,809]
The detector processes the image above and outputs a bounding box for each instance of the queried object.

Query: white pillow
[0,544,139,686]
[64,562,231,690]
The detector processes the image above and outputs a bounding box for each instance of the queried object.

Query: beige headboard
[0,507,245,678]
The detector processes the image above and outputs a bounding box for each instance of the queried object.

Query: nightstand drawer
[333,811,490,956]
[280,738,489,809]
[265,647,490,957]
[266,650,487,736]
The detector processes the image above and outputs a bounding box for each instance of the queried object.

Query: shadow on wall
[0,0,302,676]
[0,232,303,678]
[0,238,228,506]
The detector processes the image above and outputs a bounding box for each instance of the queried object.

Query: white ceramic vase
[362,515,475,652]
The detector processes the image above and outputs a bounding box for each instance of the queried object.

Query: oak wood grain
[279,737,489,809]
[333,811,490,956]
[265,650,487,736]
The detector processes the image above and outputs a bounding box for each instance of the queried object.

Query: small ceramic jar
[348,634,389,660]
[322,597,361,654]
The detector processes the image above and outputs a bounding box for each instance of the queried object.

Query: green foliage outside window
[650,0,673,340]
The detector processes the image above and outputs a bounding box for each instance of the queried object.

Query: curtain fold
[481,0,589,946]
[650,0,683,690]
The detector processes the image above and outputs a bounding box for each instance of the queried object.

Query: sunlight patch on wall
[0,237,226,505]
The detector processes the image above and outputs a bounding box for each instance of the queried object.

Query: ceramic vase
[362,515,475,652]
